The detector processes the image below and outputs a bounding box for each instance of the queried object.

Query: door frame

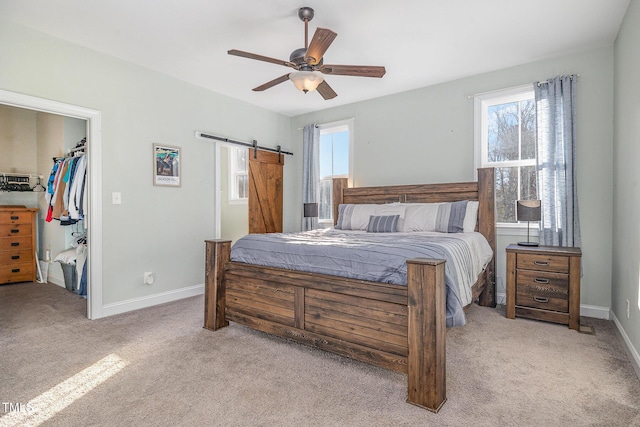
[214,141,248,239]
[0,89,104,319]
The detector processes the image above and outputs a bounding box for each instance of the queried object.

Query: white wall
[613,0,640,368]
[0,15,622,336]
[291,47,615,315]
[0,20,293,307]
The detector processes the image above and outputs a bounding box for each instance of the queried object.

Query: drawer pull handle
[10,242,19,247]
[533,296,549,303]
[10,216,19,220]
[11,255,19,260]
[10,229,19,233]
[11,268,20,273]
[534,261,550,266]
[534,278,550,284]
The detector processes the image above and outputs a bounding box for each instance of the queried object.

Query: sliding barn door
[248,150,284,233]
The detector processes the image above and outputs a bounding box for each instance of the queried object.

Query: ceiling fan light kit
[228,6,386,100]
[289,71,324,93]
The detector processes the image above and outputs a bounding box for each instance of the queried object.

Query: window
[318,119,353,227]
[475,85,536,224]
[228,147,248,202]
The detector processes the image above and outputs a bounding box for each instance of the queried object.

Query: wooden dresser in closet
[0,206,38,284]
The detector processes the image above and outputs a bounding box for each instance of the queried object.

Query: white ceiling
[0,0,630,117]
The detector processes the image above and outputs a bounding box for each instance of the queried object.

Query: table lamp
[516,200,541,246]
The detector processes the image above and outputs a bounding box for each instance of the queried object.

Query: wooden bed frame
[204,167,495,413]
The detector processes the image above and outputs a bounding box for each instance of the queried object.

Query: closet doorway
[215,142,248,243]
[0,89,103,319]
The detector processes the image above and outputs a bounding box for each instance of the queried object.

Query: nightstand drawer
[517,253,569,273]
[516,270,568,312]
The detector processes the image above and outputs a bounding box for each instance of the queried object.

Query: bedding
[230,228,493,327]
[336,201,480,233]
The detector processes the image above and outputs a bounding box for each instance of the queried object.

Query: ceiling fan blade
[228,49,296,68]
[252,74,291,92]
[319,64,386,78]
[316,80,337,100]
[304,28,337,66]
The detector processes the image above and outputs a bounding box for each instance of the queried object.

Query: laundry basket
[60,262,78,293]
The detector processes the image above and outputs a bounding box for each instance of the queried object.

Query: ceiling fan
[228,7,386,100]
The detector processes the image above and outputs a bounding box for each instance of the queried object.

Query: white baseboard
[580,304,610,320]
[495,293,610,320]
[101,284,204,318]
[611,311,640,379]
[48,274,65,288]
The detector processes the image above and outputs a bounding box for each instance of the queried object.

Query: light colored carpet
[1,282,639,427]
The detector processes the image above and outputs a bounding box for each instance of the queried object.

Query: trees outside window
[318,120,352,227]
[475,85,537,224]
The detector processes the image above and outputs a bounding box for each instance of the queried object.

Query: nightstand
[505,244,581,331]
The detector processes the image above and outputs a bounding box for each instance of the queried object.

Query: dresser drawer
[0,224,33,238]
[0,211,34,224]
[516,253,569,273]
[0,236,33,251]
[0,249,33,265]
[516,270,569,312]
[0,262,35,283]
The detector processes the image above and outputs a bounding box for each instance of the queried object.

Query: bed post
[477,167,496,308]
[332,178,348,226]
[204,239,231,331]
[406,258,447,413]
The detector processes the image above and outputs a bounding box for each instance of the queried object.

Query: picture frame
[153,143,181,187]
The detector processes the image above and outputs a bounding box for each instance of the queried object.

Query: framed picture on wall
[153,143,181,187]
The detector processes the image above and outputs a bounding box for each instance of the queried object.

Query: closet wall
[0,104,86,286]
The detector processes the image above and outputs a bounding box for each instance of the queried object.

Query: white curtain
[302,123,320,231]
[534,75,581,247]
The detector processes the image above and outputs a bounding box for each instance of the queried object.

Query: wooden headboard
[332,167,496,305]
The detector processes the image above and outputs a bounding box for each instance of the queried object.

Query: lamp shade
[303,202,319,218]
[289,71,324,93]
[516,200,541,222]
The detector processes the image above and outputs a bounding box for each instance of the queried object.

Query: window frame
[474,84,537,231]
[228,146,248,204]
[317,118,354,228]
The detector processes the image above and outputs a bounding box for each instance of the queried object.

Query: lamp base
[517,241,539,247]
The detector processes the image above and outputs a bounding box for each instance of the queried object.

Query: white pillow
[336,204,406,230]
[401,203,440,232]
[398,200,479,233]
[335,204,377,230]
[463,201,479,232]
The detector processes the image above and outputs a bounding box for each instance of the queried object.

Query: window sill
[228,199,247,205]
[497,223,540,237]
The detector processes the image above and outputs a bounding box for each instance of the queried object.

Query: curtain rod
[467,74,580,99]
[195,131,293,156]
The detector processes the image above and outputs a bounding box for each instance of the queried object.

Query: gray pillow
[435,200,468,233]
[366,215,400,233]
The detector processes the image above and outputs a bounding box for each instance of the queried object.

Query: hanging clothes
[45,153,87,225]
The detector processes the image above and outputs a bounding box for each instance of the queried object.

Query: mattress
[230,228,493,327]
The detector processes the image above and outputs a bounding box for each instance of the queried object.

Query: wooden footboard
[204,167,495,413]
[204,239,447,412]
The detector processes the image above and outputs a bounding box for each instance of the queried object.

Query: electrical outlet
[112,192,122,205]
[143,272,154,285]
[627,299,630,319]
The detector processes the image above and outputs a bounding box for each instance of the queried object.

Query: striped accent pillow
[366,215,400,233]
[435,200,468,233]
